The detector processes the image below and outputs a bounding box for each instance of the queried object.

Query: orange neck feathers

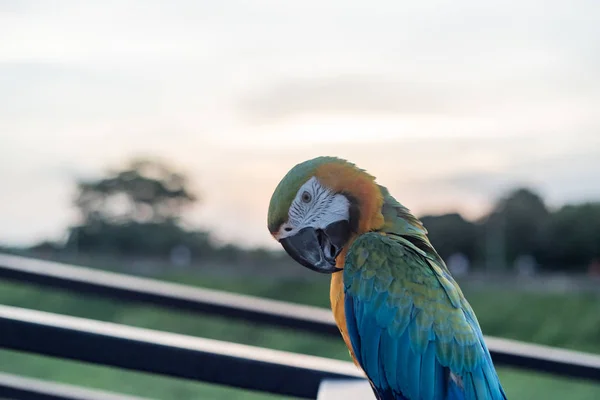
[315,162,385,235]
[316,161,385,365]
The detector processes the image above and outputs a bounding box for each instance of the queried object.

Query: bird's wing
[343,232,507,400]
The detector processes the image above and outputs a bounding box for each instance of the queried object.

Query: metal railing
[0,253,599,399]
[0,304,363,399]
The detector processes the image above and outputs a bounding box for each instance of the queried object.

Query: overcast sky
[1,0,599,249]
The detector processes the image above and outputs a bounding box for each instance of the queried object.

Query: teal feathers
[342,190,507,400]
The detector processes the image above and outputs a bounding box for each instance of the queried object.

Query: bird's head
[267,156,385,274]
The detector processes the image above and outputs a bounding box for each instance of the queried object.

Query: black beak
[280,220,351,274]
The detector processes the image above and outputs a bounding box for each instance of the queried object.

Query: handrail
[0,305,365,399]
[0,254,338,335]
[0,254,599,382]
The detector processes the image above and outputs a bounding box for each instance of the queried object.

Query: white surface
[317,379,376,400]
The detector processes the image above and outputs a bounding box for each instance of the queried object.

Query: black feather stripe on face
[342,191,360,233]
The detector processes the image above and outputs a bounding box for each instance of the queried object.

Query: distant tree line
[24,156,600,273]
[421,188,600,272]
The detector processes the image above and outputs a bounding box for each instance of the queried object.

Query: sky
[1,0,599,249]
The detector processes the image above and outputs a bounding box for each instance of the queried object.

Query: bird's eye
[301,191,312,203]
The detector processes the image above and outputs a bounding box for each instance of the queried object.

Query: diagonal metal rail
[0,305,365,399]
[1,254,600,382]
[0,254,338,335]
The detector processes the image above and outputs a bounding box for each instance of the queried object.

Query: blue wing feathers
[420,341,439,400]
[361,312,384,388]
[395,329,412,395]
[464,309,508,400]
[344,298,363,365]
[343,232,507,400]
[380,331,399,390]
[447,377,465,400]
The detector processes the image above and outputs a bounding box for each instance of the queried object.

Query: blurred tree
[482,188,550,269]
[65,157,212,259]
[66,221,213,258]
[74,157,197,225]
[420,213,478,262]
[540,203,600,270]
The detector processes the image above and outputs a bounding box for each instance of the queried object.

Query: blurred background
[1,1,599,399]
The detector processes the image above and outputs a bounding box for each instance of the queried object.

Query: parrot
[267,156,507,400]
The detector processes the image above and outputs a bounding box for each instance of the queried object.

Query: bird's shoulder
[344,231,466,314]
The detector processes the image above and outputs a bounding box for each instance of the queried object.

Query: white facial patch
[277,176,350,239]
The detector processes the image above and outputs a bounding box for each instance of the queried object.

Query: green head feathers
[267,156,435,262]
[267,156,350,233]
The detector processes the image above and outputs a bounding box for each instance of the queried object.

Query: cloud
[236,63,600,125]
[237,75,460,121]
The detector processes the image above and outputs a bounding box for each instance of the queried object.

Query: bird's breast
[330,257,360,366]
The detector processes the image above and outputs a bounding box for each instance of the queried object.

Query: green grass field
[0,270,599,399]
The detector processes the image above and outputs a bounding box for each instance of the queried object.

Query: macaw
[267,156,507,400]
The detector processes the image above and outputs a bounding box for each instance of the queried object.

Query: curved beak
[280,220,350,274]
